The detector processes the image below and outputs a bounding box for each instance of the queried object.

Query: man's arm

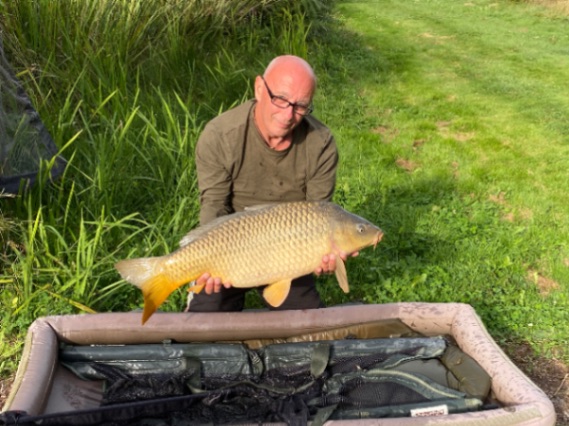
[195,124,233,225]
[194,124,236,293]
[306,133,338,202]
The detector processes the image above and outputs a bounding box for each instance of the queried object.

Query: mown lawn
[314,0,569,355]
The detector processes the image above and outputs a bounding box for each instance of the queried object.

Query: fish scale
[115,201,383,324]
[198,206,326,284]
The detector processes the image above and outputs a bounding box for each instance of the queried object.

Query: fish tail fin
[115,257,182,324]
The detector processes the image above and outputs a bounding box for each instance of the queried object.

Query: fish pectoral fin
[188,283,205,294]
[334,257,350,293]
[263,279,292,307]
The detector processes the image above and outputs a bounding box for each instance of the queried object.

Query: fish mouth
[373,231,384,249]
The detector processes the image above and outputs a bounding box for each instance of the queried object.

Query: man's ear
[254,75,263,102]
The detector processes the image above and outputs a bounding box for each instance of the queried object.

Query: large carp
[115,201,383,324]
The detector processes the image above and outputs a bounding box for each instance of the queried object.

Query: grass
[1,0,569,385]
[314,0,569,357]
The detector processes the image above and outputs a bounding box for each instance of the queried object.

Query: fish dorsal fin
[179,206,278,248]
[334,257,350,293]
[244,203,275,211]
[262,279,292,307]
[179,213,247,247]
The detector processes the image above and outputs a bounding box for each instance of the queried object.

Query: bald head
[253,55,317,148]
[263,55,316,95]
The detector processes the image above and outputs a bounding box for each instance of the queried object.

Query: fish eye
[357,224,365,233]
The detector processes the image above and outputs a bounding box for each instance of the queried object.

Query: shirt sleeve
[306,133,338,202]
[195,123,234,225]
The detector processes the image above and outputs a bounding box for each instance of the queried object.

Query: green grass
[1,0,569,381]
[314,0,569,357]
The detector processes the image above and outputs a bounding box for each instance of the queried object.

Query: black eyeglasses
[261,77,313,116]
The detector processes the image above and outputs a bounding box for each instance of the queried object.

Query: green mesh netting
[0,36,66,194]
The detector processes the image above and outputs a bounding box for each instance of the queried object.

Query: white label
[410,404,449,417]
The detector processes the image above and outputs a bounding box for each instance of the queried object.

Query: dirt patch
[1,375,14,410]
[487,192,535,223]
[527,269,561,296]
[412,139,426,151]
[507,342,569,425]
[436,120,475,142]
[372,125,399,142]
[395,157,419,172]
[419,32,455,44]
[488,191,507,205]
[530,0,569,15]
[453,131,475,142]
[451,161,460,178]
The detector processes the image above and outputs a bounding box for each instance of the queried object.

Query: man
[188,55,355,312]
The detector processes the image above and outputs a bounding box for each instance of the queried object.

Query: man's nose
[282,104,296,120]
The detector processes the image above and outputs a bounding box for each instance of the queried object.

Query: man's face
[254,72,314,140]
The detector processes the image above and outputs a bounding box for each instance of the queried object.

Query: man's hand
[196,273,232,294]
[315,252,359,275]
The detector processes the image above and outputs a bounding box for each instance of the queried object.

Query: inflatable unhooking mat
[1,303,556,425]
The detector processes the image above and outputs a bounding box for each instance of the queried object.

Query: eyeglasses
[261,77,313,116]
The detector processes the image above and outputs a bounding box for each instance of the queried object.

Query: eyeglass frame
[260,76,313,116]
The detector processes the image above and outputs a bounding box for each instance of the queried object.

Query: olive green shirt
[195,100,338,225]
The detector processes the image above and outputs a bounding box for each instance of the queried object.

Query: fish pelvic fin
[334,257,350,293]
[262,279,292,307]
[115,257,182,325]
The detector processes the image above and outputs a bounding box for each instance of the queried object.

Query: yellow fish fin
[179,212,247,247]
[115,257,185,325]
[262,279,292,307]
[334,257,350,293]
[140,273,182,324]
[244,203,275,211]
[188,283,206,294]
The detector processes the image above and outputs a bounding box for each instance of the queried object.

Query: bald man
[189,55,352,312]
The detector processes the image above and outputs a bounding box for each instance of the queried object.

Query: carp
[115,201,383,324]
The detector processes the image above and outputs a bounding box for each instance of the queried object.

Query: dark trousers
[187,274,324,312]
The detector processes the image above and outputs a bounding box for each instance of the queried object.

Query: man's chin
[276,123,295,134]
[268,128,291,138]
